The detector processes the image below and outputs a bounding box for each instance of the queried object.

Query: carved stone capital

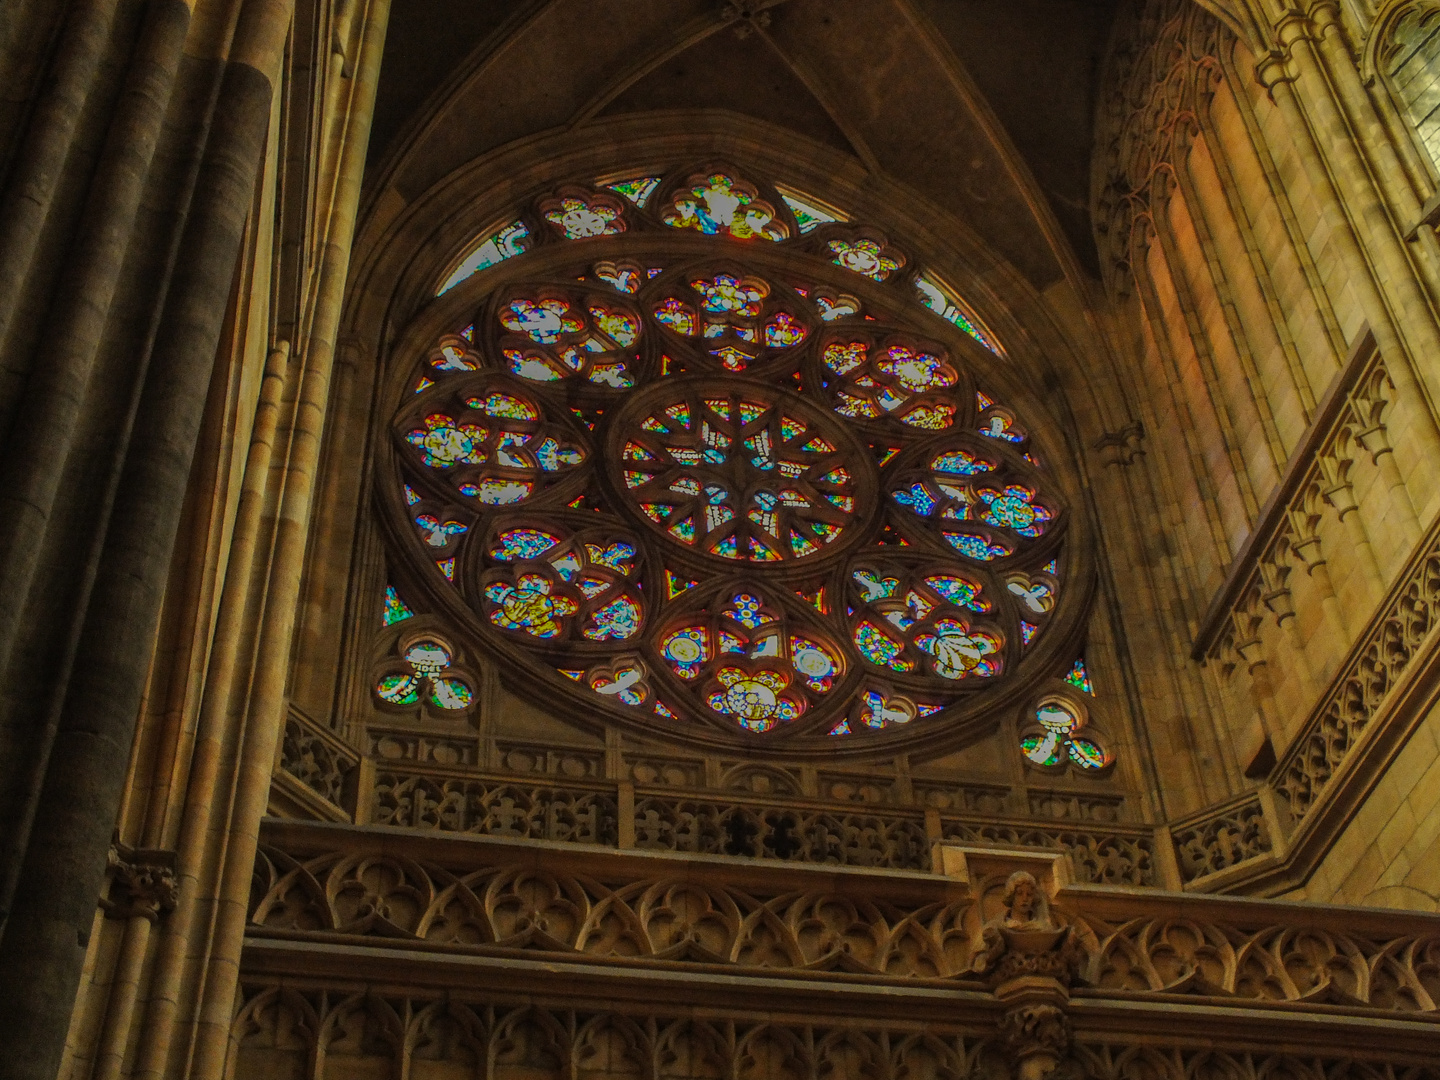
[999,1000,1071,1080]
[103,846,178,923]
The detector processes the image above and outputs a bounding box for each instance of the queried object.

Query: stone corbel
[1091,421,1145,467]
[101,844,178,923]
[936,847,1088,1080]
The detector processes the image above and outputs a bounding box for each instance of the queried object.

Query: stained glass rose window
[385,167,1076,746]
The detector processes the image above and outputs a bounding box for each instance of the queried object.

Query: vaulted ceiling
[364,0,1121,283]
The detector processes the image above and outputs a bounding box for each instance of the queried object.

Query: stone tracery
[384,166,1076,746]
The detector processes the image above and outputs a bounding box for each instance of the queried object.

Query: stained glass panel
[394,168,1066,743]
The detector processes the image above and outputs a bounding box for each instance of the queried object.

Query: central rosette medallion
[609,380,876,564]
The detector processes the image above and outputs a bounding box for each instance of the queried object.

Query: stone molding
[249,819,1440,1031]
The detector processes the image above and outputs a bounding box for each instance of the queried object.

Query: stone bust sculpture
[971,870,1080,981]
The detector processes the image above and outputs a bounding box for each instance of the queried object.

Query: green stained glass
[1064,659,1094,694]
[606,176,662,206]
[383,586,414,626]
[376,673,421,706]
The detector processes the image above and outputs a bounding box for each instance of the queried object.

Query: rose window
[384,167,1078,749]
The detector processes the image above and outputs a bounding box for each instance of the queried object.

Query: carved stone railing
[1169,498,1440,893]
[1167,792,1275,885]
[1190,331,1408,685]
[361,762,1160,885]
[239,818,1440,1073]
[274,708,360,821]
[1271,538,1440,820]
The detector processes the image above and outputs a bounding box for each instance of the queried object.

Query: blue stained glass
[727,593,768,629]
[583,595,642,640]
[492,528,562,561]
[943,532,1011,561]
[892,483,937,517]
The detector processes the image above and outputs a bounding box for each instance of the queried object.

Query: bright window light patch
[437,219,530,295]
[914,271,1001,355]
[774,184,848,233]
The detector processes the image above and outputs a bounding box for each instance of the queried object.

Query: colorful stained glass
[405,640,452,674]
[828,719,853,735]
[725,593,769,629]
[943,531,1011,561]
[914,271,1000,355]
[430,676,473,710]
[665,570,698,598]
[816,295,860,321]
[711,345,752,371]
[876,346,952,392]
[892,482,938,517]
[653,700,678,719]
[662,173,787,242]
[436,558,455,580]
[407,414,487,468]
[713,534,740,558]
[584,594,642,640]
[654,297,697,336]
[606,176,661,206]
[978,486,1051,537]
[790,637,839,691]
[914,619,1001,679]
[829,238,901,281]
[590,306,640,346]
[1021,621,1038,646]
[590,661,648,706]
[1065,659,1094,694]
[859,689,916,729]
[1069,738,1109,769]
[775,185,847,232]
[900,402,956,430]
[376,673,421,705]
[1007,577,1054,614]
[852,570,900,602]
[1044,558,1059,575]
[693,272,766,316]
[662,627,710,678]
[504,349,561,381]
[764,311,807,347]
[501,298,585,343]
[471,392,539,420]
[823,341,867,375]
[709,667,799,727]
[595,262,642,293]
[588,362,633,388]
[979,412,1026,442]
[485,573,579,637]
[1021,732,1065,767]
[933,449,994,475]
[414,375,434,394]
[585,542,635,574]
[437,219,529,295]
[854,621,910,670]
[491,528,561,561]
[404,484,422,506]
[382,586,414,626]
[460,478,533,505]
[924,574,989,612]
[545,195,622,239]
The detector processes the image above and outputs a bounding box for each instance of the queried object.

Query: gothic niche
[382,165,1082,751]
